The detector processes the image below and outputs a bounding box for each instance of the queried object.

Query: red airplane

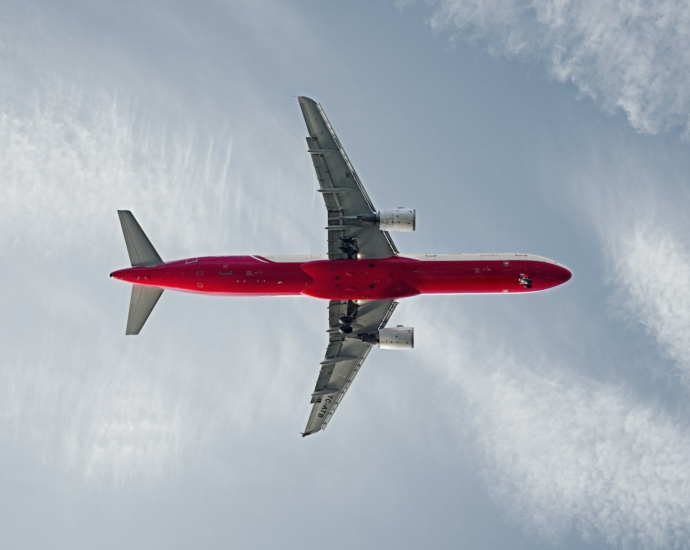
[111,97,571,436]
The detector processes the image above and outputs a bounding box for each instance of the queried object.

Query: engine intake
[377,209,415,232]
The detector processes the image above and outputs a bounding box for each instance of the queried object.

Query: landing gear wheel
[339,325,353,334]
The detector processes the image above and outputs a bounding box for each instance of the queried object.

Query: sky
[2,1,690,548]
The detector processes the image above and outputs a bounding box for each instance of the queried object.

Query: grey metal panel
[126,284,164,335]
[117,210,163,267]
[302,299,397,436]
[297,97,398,259]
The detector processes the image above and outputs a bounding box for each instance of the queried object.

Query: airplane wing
[302,299,397,436]
[298,96,398,259]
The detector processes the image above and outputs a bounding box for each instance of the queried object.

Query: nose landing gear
[519,274,533,289]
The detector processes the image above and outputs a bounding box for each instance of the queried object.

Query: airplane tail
[117,210,164,335]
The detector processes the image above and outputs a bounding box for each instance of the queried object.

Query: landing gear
[338,244,357,258]
[338,301,358,334]
[338,236,358,259]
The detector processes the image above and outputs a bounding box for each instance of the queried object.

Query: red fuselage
[111,253,572,299]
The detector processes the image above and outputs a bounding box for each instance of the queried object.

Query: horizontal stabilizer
[126,284,164,335]
[117,210,163,267]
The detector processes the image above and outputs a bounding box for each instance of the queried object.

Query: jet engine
[376,209,415,232]
[377,326,414,349]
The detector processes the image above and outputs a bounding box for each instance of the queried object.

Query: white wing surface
[298,97,398,260]
[302,299,397,436]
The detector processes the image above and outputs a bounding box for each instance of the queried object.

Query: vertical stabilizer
[126,284,164,335]
[117,210,163,267]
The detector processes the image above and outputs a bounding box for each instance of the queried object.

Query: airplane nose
[555,265,572,284]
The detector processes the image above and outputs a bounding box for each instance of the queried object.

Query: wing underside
[298,97,400,436]
[302,299,397,436]
[298,96,398,260]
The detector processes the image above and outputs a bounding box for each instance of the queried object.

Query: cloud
[0,8,324,485]
[608,221,690,386]
[570,156,690,388]
[1,332,198,484]
[0,83,236,255]
[419,309,690,548]
[0,288,325,485]
[427,0,690,136]
[0,10,319,259]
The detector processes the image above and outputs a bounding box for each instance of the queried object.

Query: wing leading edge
[302,299,397,437]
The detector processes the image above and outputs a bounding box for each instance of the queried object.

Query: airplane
[111,96,572,436]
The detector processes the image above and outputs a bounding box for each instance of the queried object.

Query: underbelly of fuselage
[111,254,572,299]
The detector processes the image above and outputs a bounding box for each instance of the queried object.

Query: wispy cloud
[1,333,197,483]
[419,308,690,548]
[570,155,690,388]
[0,7,323,486]
[0,84,236,255]
[0,291,324,484]
[427,0,690,136]
[0,18,318,259]
[609,220,690,384]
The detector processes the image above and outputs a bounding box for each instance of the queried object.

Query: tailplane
[117,210,163,267]
[117,211,164,335]
[126,284,164,335]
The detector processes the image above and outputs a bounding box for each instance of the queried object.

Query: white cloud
[427,0,690,136]
[0,9,324,485]
[0,15,319,259]
[1,334,197,483]
[570,157,690,388]
[419,308,690,548]
[0,293,324,485]
[0,84,236,255]
[608,221,690,385]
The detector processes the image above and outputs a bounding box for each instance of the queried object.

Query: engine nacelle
[377,326,414,350]
[377,209,415,232]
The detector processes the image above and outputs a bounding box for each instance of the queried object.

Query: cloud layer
[0,14,321,484]
[0,84,235,255]
[428,0,690,136]
[1,332,196,483]
[608,220,690,385]
[419,313,690,549]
